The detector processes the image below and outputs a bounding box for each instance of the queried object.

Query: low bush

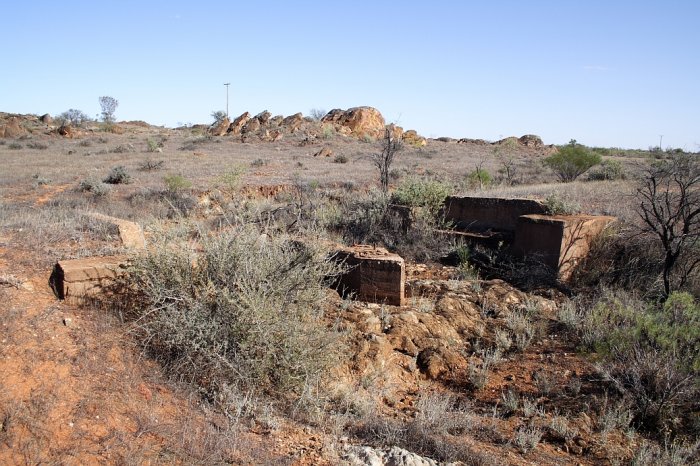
[78,178,111,196]
[579,289,699,433]
[164,173,192,192]
[588,159,625,181]
[138,159,165,171]
[334,189,453,262]
[114,227,344,403]
[333,154,348,164]
[103,166,132,184]
[543,193,580,215]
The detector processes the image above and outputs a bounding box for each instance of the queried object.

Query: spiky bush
[116,227,344,402]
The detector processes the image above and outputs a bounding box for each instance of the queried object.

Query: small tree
[637,155,700,298]
[58,109,91,126]
[99,96,119,123]
[371,128,402,194]
[544,140,601,182]
[211,110,227,125]
[309,108,327,122]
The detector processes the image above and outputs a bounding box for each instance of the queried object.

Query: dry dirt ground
[0,116,673,465]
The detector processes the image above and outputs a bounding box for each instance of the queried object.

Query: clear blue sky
[2,1,698,149]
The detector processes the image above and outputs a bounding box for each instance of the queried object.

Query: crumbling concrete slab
[333,245,405,306]
[87,212,146,250]
[512,214,616,280]
[443,196,547,232]
[49,255,129,303]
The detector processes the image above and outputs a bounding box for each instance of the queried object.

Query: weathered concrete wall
[333,245,405,306]
[512,214,616,280]
[49,256,129,303]
[443,196,547,232]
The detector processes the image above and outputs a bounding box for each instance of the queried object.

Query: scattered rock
[313,147,333,158]
[57,124,75,138]
[343,445,439,466]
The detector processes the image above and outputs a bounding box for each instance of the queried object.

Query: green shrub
[466,168,492,189]
[588,159,625,180]
[391,178,453,214]
[115,228,343,401]
[164,173,192,192]
[333,154,348,164]
[544,142,602,182]
[8,142,22,150]
[103,165,132,184]
[579,290,700,433]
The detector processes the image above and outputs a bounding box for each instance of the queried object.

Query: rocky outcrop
[0,117,26,138]
[518,134,544,147]
[39,113,52,125]
[322,106,386,139]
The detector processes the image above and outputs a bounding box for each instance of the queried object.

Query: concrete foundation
[333,245,405,306]
[49,256,129,303]
[443,196,547,232]
[513,214,616,280]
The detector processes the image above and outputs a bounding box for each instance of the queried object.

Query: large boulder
[209,117,230,136]
[321,106,386,139]
[254,110,271,125]
[228,112,250,135]
[39,113,53,125]
[402,129,427,147]
[241,117,261,134]
[282,112,304,132]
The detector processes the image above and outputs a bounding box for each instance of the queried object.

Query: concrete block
[443,196,547,232]
[50,255,129,303]
[513,214,616,280]
[333,245,405,306]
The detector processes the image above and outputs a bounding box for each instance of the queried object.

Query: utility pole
[224,83,230,118]
[659,134,663,150]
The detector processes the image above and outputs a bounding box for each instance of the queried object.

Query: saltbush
[116,227,343,402]
[103,165,132,184]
